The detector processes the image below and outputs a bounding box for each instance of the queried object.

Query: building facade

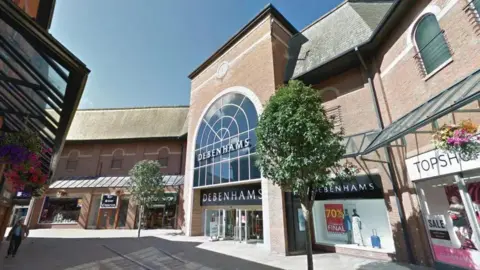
[184,1,480,269]
[285,0,480,269]
[26,107,188,230]
[183,5,297,254]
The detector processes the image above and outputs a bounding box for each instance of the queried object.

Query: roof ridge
[76,105,190,112]
[296,0,349,34]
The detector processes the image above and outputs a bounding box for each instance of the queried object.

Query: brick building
[26,107,188,230]
[184,1,480,270]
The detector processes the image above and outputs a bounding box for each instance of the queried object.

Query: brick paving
[0,229,433,270]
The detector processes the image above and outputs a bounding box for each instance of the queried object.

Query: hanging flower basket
[0,130,48,164]
[4,152,49,194]
[432,120,480,160]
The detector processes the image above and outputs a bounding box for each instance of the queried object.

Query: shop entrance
[205,208,263,243]
[97,209,116,229]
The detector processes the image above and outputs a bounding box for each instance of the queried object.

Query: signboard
[200,183,262,206]
[426,215,451,246]
[405,150,480,181]
[324,204,345,233]
[100,194,118,209]
[315,174,384,200]
[197,138,250,161]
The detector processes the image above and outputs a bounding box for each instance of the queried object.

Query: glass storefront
[39,197,81,224]
[205,208,264,243]
[415,174,480,269]
[193,93,260,187]
[312,174,395,251]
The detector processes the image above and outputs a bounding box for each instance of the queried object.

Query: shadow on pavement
[355,261,433,270]
[0,236,281,270]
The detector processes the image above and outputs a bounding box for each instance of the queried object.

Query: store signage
[426,215,451,246]
[315,174,383,200]
[100,194,118,209]
[200,183,262,206]
[197,138,250,161]
[405,150,480,181]
[324,204,345,233]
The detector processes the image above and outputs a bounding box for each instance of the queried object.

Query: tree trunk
[137,205,144,238]
[301,202,314,270]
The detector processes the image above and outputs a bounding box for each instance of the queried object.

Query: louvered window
[325,106,343,133]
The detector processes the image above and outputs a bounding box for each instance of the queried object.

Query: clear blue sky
[50,0,343,109]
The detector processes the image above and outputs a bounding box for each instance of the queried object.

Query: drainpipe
[355,47,415,264]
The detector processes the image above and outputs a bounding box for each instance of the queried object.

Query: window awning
[362,68,480,155]
[49,175,185,189]
[0,1,90,174]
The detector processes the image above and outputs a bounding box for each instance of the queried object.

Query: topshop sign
[405,150,480,181]
[197,138,250,161]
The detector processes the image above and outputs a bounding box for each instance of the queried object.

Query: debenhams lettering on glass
[197,138,250,161]
[316,183,376,193]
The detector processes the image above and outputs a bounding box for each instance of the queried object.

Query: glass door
[97,209,116,229]
[224,209,235,239]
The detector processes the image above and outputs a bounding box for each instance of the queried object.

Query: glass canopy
[342,130,380,158]
[362,68,480,155]
[0,1,89,174]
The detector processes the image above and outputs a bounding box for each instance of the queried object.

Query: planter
[432,120,480,160]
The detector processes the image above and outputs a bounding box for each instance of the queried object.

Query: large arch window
[414,14,452,75]
[193,92,261,187]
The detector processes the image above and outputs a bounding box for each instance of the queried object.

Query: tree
[128,160,165,238]
[256,80,357,270]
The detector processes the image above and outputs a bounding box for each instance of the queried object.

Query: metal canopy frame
[361,68,480,155]
[0,1,90,175]
[49,175,185,189]
[342,130,381,158]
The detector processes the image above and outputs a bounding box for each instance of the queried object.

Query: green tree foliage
[128,160,165,237]
[256,80,355,270]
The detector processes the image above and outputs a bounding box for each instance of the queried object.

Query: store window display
[39,197,81,224]
[416,175,480,269]
[312,174,395,252]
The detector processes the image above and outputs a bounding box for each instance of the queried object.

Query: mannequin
[352,209,364,246]
[343,209,352,244]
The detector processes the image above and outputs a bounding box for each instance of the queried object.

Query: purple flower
[0,144,31,164]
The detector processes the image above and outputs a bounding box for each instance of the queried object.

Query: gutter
[288,0,403,82]
[355,47,415,264]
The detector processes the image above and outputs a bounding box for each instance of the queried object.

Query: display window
[39,197,81,224]
[313,199,395,251]
[416,174,480,269]
[312,174,395,252]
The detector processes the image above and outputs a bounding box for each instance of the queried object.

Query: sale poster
[324,203,345,233]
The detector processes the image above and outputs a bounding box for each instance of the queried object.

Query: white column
[244,210,248,244]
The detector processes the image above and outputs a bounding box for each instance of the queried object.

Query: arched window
[111,149,123,169]
[193,92,260,187]
[66,151,79,171]
[414,14,451,75]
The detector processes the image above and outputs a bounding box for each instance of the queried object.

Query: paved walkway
[1,229,432,270]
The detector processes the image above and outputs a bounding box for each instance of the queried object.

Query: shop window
[158,157,168,168]
[416,176,480,269]
[311,175,395,252]
[66,159,78,171]
[39,197,81,224]
[193,92,260,187]
[414,14,452,76]
[111,158,122,169]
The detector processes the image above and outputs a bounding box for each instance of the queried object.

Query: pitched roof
[62,106,189,141]
[285,0,394,80]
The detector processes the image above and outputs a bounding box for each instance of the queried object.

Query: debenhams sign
[197,138,250,161]
[200,183,262,206]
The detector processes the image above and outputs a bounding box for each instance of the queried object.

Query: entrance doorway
[97,209,116,229]
[204,208,263,243]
